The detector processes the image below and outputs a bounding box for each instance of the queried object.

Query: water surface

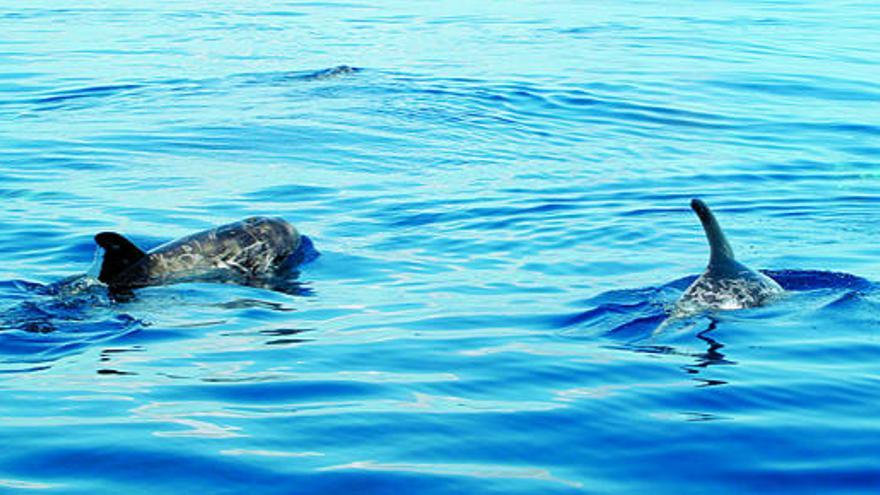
[1,1,880,493]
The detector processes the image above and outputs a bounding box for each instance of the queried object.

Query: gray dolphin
[94,217,301,292]
[674,199,783,315]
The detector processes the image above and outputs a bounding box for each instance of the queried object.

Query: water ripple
[2,2,880,494]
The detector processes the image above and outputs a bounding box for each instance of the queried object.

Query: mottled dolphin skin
[674,199,783,316]
[95,217,301,291]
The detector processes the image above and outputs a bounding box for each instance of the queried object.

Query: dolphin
[673,199,783,315]
[94,216,303,292]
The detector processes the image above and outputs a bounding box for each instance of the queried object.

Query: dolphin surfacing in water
[95,217,303,291]
[674,199,783,315]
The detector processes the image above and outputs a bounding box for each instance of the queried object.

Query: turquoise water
[2,1,880,493]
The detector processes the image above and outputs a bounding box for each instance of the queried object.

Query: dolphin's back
[673,199,783,315]
[98,217,300,289]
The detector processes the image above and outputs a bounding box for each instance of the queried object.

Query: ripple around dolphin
[0,233,321,372]
[0,281,143,373]
[557,270,877,342]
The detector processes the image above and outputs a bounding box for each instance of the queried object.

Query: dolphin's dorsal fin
[94,232,146,284]
[690,199,736,269]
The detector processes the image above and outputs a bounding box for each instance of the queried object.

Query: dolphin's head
[280,217,296,237]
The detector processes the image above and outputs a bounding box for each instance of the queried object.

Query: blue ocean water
[1,1,880,493]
